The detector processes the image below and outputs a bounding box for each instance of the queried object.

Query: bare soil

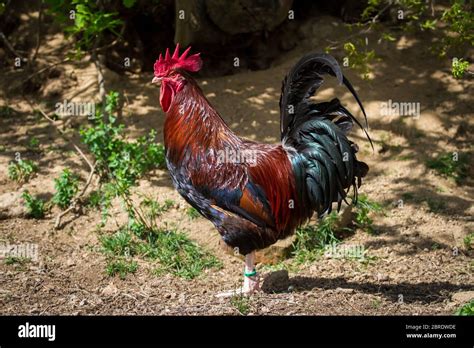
[0,13,473,315]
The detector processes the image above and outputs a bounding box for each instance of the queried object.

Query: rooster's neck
[163,80,241,165]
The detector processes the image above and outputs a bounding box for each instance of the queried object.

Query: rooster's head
[152,44,202,112]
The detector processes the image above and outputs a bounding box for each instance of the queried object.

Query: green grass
[100,228,136,257]
[105,258,138,279]
[100,225,221,280]
[426,152,469,184]
[463,232,474,250]
[4,256,31,266]
[455,300,474,316]
[8,159,38,184]
[371,297,383,310]
[186,206,200,220]
[354,194,383,234]
[22,191,46,219]
[292,212,341,264]
[26,137,40,152]
[4,256,31,271]
[230,295,252,315]
[139,197,174,223]
[146,229,222,279]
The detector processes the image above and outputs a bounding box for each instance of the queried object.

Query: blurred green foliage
[331,0,473,79]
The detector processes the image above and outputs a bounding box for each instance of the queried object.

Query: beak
[151,76,162,85]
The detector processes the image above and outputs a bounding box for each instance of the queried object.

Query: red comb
[154,44,202,77]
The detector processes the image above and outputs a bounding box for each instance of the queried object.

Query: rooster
[152,44,370,296]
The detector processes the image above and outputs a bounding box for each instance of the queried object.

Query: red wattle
[160,82,174,112]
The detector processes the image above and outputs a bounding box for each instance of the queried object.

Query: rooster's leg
[215,251,260,298]
[242,251,260,294]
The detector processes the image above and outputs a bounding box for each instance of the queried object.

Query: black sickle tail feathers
[280,52,370,217]
[280,52,372,148]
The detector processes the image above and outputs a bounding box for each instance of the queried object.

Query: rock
[336,205,354,231]
[451,291,474,304]
[256,236,296,264]
[262,270,290,293]
[66,258,76,267]
[0,191,25,219]
[335,287,354,294]
[101,283,119,296]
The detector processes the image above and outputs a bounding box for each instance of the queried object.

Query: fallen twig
[0,31,27,62]
[31,0,43,65]
[21,57,71,85]
[21,96,98,229]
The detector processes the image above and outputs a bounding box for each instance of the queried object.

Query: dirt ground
[0,12,473,315]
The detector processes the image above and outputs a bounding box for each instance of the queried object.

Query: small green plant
[426,152,468,184]
[371,297,383,310]
[452,58,470,79]
[455,300,474,316]
[292,212,341,264]
[8,159,37,183]
[4,256,31,271]
[100,224,221,280]
[100,228,136,256]
[4,256,31,266]
[80,91,165,230]
[81,115,165,186]
[106,258,138,279]
[147,229,222,280]
[53,168,79,209]
[26,137,40,152]
[354,194,383,234]
[463,232,474,250]
[86,190,102,208]
[440,1,474,57]
[139,197,174,224]
[186,206,200,220]
[46,0,124,55]
[231,295,251,315]
[22,191,46,219]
